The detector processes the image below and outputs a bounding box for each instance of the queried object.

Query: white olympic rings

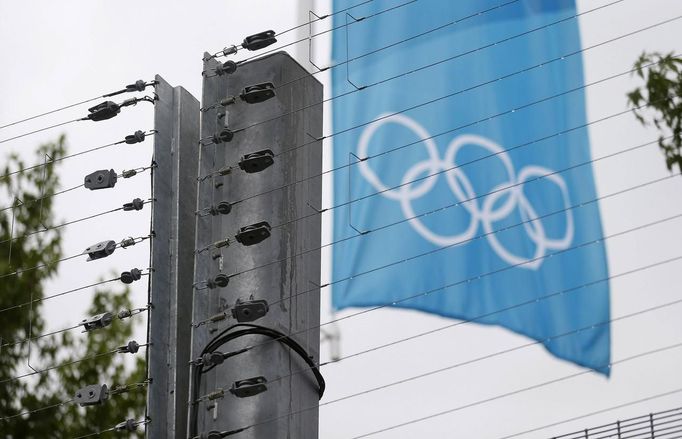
[356,113,574,270]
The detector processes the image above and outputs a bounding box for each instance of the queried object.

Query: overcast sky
[1,0,681,438]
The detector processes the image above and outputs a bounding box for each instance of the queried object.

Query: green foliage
[0,138,146,438]
[626,51,682,173]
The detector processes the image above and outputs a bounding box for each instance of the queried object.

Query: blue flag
[331,0,610,374]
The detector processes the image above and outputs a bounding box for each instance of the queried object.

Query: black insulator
[242,30,277,51]
[215,60,237,76]
[86,101,121,121]
[125,130,146,144]
[212,128,234,144]
[125,80,146,92]
[123,198,144,211]
[120,268,142,284]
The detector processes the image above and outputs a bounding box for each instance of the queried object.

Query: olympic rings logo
[356,113,574,270]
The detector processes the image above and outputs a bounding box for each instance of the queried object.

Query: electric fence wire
[0,305,149,350]
[0,199,153,247]
[193,295,682,413]
[191,187,682,377]
[0,269,151,315]
[205,0,417,63]
[344,343,682,439]
[202,50,680,223]
[72,418,150,439]
[195,133,673,297]
[0,164,155,214]
[198,252,682,398]
[0,130,156,181]
[202,0,637,143]
[192,342,682,439]
[0,234,151,281]
[498,400,682,439]
[0,96,155,146]
[0,343,150,385]
[0,380,151,422]
[233,0,524,69]
[0,80,155,131]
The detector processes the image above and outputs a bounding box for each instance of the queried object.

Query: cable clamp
[115,418,139,432]
[84,240,117,261]
[84,169,117,190]
[74,384,109,406]
[86,101,121,121]
[118,306,148,320]
[81,312,114,332]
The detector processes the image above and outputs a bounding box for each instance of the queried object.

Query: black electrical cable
[0,234,151,281]
[346,342,682,439]
[0,130,156,181]
[197,300,682,435]
[204,15,681,190]
[188,324,326,438]
[215,253,682,393]
[192,201,682,380]
[201,134,670,293]
[0,80,155,131]
[220,257,682,393]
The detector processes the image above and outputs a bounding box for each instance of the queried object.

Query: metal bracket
[81,312,114,332]
[229,376,268,398]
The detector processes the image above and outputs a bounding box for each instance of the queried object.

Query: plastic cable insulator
[125,130,146,144]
